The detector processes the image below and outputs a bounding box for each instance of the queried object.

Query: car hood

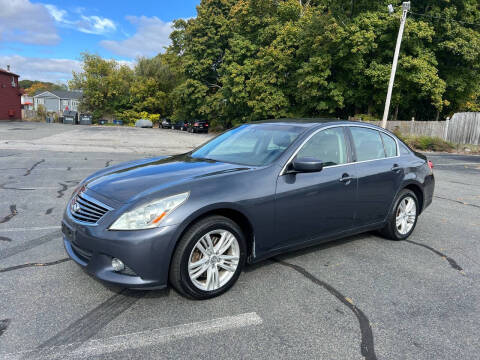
[85,154,250,204]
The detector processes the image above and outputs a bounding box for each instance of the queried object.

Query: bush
[115,110,161,126]
[403,135,455,152]
[36,104,46,121]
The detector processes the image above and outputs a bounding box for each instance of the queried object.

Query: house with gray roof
[33,90,83,113]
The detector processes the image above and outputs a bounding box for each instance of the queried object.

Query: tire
[380,189,419,240]
[169,216,247,299]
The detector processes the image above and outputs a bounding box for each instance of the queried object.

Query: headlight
[109,192,189,230]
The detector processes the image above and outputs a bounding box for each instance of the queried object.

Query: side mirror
[291,157,323,173]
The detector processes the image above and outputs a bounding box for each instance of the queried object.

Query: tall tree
[69,53,134,119]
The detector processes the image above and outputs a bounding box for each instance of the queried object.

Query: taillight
[428,160,434,169]
[205,123,209,127]
[194,122,199,126]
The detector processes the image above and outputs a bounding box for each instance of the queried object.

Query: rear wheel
[380,189,419,240]
[169,216,246,299]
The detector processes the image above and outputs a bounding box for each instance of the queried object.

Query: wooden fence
[447,112,480,145]
[364,113,480,145]
[367,120,446,138]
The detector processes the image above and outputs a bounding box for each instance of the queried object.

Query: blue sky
[0,0,199,83]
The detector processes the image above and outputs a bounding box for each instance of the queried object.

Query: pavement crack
[274,258,377,360]
[105,159,113,167]
[434,195,480,209]
[0,258,71,273]
[0,236,12,242]
[404,240,465,273]
[23,159,45,176]
[0,319,10,337]
[0,205,17,224]
[57,183,68,198]
[39,289,146,349]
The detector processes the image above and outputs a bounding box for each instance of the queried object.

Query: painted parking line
[0,226,61,232]
[2,312,263,360]
[435,162,480,166]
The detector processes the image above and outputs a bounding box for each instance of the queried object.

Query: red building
[0,67,21,120]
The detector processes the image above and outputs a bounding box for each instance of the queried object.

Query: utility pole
[381,1,410,129]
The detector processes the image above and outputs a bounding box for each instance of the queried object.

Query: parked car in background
[188,120,209,133]
[135,119,153,128]
[161,118,171,129]
[172,120,188,131]
[62,120,434,299]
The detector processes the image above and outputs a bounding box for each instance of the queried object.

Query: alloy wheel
[188,229,240,291]
[395,196,416,235]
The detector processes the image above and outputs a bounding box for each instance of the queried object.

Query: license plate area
[62,221,76,242]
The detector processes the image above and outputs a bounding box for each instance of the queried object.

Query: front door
[274,127,357,250]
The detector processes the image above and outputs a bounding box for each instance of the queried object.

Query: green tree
[69,53,134,119]
[168,0,480,126]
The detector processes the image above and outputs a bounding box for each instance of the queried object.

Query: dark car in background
[172,120,188,131]
[187,120,209,133]
[160,118,171,129]
[62,120,434,299]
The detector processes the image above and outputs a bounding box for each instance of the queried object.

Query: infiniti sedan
[62,120,434,299]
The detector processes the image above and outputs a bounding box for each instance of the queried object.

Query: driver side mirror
[290,157,323,173]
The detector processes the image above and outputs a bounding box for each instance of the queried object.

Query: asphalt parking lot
[0,121,479,360]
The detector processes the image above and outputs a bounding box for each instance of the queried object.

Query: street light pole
[381,1,410,129]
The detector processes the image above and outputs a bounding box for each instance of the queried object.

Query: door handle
[391,164,401,172]
[339,174,353,184]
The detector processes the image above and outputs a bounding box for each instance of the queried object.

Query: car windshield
[191,124,305,166]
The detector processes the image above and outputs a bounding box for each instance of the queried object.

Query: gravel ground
[0,121,479,360]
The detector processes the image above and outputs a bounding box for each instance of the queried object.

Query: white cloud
[0,55,82,83]
[0,0,59,45]
[44,4,67,22]
[101,16,174,58]
[78,15,116,35]
[0,55,135,83]
[45,4,116,35]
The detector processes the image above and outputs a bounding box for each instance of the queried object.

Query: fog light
[112,258,125,272]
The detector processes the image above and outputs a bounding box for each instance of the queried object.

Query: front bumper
[62,216,178,289]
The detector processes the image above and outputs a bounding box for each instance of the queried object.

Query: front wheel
[169,216,246,299]
[380,189,419,240]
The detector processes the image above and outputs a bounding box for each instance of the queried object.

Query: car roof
[247,118,385,130]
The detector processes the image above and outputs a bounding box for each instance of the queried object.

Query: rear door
[274,126,357,248]
[347,126,403,226]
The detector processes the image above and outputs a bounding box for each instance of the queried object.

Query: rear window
[380,132,397,157]
[350,127,386,161]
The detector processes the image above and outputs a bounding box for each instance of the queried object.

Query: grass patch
[393,130,455,152]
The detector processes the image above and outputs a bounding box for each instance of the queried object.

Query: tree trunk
[393,105,399,121]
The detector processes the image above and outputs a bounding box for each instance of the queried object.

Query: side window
[380,132,397,157]
[296,127,348,167]
[399,141,411,155]
[350,127,386,161]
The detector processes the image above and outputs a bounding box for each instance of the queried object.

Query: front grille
[71,193,110,224]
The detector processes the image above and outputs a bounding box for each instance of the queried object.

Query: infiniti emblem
[72,201,80,213]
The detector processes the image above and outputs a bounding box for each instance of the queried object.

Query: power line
[408,11,480,28]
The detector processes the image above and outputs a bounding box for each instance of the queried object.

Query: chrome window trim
[280,123,400,176]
